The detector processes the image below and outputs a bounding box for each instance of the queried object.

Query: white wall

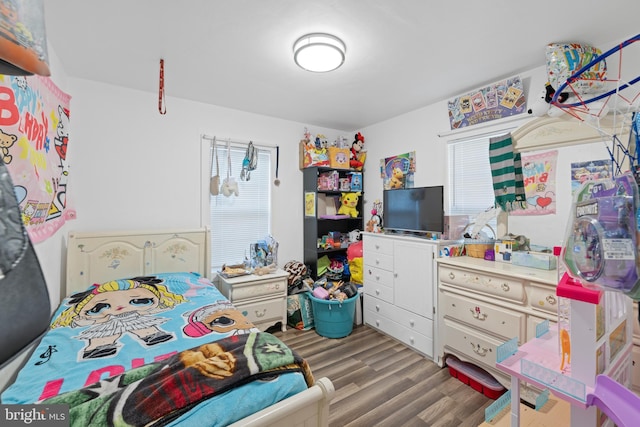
[61,77,344,289]
[360,65,613,249]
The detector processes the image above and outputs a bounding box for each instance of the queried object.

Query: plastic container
[446,355,506,399]
[309,293,358,338]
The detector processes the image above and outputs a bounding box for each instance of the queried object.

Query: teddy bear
[338,192,361,217]
[388,167,404,189]
[0,129,17,164]
[350,132,365,170]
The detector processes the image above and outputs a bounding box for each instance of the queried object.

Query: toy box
[511,251,558,270]
[494,239,516,263]
[350,172,363,191]
[328,147,350,168]
[299,140,329,169]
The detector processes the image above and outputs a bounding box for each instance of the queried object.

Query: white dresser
[215,269,289,332]
[436,256,558,389]
[363,232,444,359]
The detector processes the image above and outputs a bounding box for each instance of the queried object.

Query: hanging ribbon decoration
[158,58,166,115]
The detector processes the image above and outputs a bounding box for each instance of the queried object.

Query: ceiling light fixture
[293,33,346,73]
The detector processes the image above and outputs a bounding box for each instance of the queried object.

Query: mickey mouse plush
[350,132,365,169]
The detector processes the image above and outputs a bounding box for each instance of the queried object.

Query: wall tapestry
[0,74,73,243]
[510,150,557,216]
[380,151,415,190]
[570,159,612,196]
[447,75,526,130]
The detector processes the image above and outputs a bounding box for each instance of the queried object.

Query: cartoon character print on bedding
[51,276,186,360]
[183,300,256,337]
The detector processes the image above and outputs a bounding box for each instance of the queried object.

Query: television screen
[383,186,444,234]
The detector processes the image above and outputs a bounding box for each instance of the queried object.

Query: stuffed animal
[388,167,404,189]
[350,132,365,169]
[338,192,361,217]
[527,83,567,117]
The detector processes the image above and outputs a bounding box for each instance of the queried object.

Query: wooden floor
[273,324,494,427]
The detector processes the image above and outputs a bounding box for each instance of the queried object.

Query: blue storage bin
[309,293,357,338]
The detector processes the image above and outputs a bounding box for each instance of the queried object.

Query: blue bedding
[1,272,309,426]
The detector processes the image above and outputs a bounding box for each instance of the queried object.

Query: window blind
[210,145,271,269]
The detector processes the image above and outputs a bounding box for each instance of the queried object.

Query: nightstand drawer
[219,278,286,301]
[237,298,285,326]
[441,290,524,342]
[439,266,525,304]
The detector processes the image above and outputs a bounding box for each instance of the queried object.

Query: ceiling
[43,0,640,131]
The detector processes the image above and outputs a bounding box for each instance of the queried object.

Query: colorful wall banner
[0,75,74,243]
[447,75,526,130]
[510,150,557,216]
[570,159,612,195]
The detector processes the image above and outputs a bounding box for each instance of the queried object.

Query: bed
[0,228,334,427]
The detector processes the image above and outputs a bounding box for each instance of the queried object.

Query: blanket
[489,133,526,211]
[42,332,314,427]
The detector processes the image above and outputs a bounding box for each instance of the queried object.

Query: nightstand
[216,269,289,332]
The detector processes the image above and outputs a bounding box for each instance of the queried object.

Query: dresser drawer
[528,282,558,315]
[237,297,285,326]
[366,295,432,336]
[438,266,525,304]
[219,278,286,302]
[364,236,394,257]
[364,280,393,303]
[440,290,524,342]
[364,264,394,288]
[364,252,394,272]
[443,318,503,369]
[365,305,433,358]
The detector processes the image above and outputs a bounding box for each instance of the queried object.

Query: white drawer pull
[254,308,267,318]
[410,336,414,344]
[546,295,557,305]
[375,244,380,250]
[470,307,488,321]
[375,289,380,295]
[375,275,380,281]
[375,305,380,311]
[470,342,489,356]
[376,320,380,327]
[449,272,455,280]
[501,283,510,292]
[409,320,415,327]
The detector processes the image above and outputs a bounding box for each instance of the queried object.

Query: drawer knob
[375,275,380,281]
[376,305,380,311]
[375,244,380,250]
[376,259,380,265]
[409,320,415,327]
[255,308,267,318]
[376,320,380,327]
[449,272,455,280]
[546,295,557,305]
[470,342,489,356]
[375,289,380,295]
[470,307,488,321]
[501,283,510,292]
[410,336,414,344]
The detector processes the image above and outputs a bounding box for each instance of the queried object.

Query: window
[209,143,271,270]
[447,130,514,232]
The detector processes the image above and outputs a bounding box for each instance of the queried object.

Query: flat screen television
[383,186,444,234]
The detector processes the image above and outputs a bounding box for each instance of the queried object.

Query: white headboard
[65,228,211,297]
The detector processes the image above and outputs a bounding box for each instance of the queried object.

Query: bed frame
[3,228,334,427]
